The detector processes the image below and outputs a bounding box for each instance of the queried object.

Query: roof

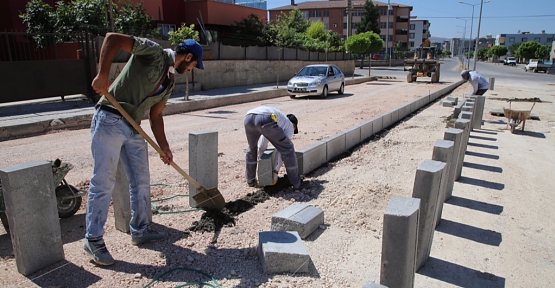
[269,0,412,11]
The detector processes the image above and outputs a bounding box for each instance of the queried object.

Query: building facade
[269,0,413,54]
[495,31,555,47]
[408,18,430,50]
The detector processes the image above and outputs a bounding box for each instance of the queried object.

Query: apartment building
[495,31,555,47]
[269,0,413,53]
[408,17,430,49]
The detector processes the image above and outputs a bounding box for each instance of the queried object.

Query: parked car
[524,59,551,73]
[372,54,381,60]
[504,57,517,66]
[287,64,345,99]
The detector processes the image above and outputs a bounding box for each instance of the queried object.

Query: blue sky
[267,0,555,39]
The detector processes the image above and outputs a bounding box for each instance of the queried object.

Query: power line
[419,14,555,19]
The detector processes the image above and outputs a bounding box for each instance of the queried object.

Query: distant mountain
[429,36,450,43]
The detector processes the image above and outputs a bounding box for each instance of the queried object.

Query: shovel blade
[192,188,226,210]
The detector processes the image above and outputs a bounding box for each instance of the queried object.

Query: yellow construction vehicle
[403,46,440,83]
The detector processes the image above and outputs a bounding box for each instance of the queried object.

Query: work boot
[83,238,115,266]
[294,180,310,193]
[131,227,168,245]
[247,178,258,188]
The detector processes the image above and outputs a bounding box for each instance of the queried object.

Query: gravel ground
[1,73,554,287]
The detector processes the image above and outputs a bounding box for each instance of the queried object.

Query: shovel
[103,92,226,210]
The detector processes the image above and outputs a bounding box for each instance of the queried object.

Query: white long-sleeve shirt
[247,106,295,171]
[468,71,489,96]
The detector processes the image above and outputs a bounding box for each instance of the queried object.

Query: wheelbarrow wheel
[0,211,9,233]
[56,185,82,218]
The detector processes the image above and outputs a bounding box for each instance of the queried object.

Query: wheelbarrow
[0,159,86,233]
[503,100,536,133]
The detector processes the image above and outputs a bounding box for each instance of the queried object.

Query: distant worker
[460,70,489,96]
[244,106,306,192]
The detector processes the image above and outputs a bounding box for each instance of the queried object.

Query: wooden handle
[103,92,203,190]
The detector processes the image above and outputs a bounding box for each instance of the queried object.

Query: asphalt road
[356,57,555,85]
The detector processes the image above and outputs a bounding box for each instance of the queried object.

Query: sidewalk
[0,75,376,141]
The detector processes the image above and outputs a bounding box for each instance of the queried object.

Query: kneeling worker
[244,106,305,192]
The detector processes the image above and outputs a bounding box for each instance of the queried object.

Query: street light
[386,0,392,67]
[457,17,470,67]
[456,18,469,67]
[459,0,489,70]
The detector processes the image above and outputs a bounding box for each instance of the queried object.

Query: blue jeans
[85,109,151,240]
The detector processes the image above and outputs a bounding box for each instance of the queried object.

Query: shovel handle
[103,92,203,191]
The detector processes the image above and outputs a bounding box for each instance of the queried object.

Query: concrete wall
[108,60,356,91]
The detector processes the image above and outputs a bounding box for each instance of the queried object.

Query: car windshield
[297,66,328,77]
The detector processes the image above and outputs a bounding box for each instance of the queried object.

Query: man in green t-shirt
[85,33,204,266]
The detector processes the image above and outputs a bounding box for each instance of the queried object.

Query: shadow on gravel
[445,195,504,215]
[509,130,546,138]
[30,260,102,288]
[417,257,506,288]
[436,219,502,246]
[457,176,505,190]
[462,161,503,173]
[465,150,499,160]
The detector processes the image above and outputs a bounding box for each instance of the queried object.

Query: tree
[535,44,551,60]
[489,45,508,61]
[114,1,159,38]
[356,0,380,35]
[517,41,541,60]
[442,50,452,58]
[234,14,268,46]
[508,42,521,58]
[168,23,199,44]
[345,33,370,77]
[268,8,311,49]
[477,47,489,60]
[19,0,56,47]
[305,21,329,42]
[393,41,402,59]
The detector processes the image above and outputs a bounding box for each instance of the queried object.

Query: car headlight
[288,81,293,86]
[310,80,321,86]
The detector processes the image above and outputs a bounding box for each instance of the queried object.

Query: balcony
[396,29,408,35]
[396,16,409,23]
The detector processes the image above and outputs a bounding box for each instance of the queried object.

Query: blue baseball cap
[179,39,204,70]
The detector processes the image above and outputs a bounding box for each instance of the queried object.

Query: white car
[287,64,345,99]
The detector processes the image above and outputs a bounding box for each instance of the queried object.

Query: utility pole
[385,0,390,65]
[347,0,352,39]
[472,0,484,71]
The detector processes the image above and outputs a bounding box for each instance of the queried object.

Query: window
[409,33,415,39]
[380,9,387,15]
[534,38,540,42]
[158,24,176,37]
[343,23,347,29]
[324,23,329,29]
[380,22,386,28]
[302,11,308,18]
[389,9,394,15]
[410,41,414,47]
[388,35,393,41]
[380,35,386,41]
[547,37,553,42]
[309,11,315,17]
[509,37,515,42]
[333,66,341,75]
[324,10,329,17]
[522,37,527,42]
[389,22,393,28]
[410,24,415,30]
[315,11,321,17]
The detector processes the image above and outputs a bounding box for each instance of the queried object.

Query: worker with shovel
[244,106,306,192]
[86,33,204,266]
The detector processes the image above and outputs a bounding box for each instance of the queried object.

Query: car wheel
[321,86,328,98]
[338,83,344,95]
[289,95,296,99]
